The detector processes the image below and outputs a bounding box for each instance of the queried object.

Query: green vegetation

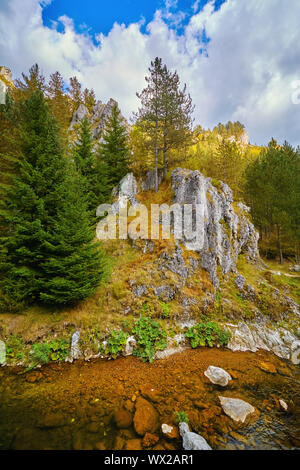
[105,329,128,358]
[185,320,231,348]
[175,411,189,424]
[31,338,69,365]
[132,316,167,363]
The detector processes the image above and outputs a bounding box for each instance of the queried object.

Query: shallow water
[0,348,299,450]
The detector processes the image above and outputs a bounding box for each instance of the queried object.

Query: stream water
[0,348,299,450]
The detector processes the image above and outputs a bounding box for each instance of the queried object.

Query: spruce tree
[0,90,67,306]
[72,117,98,213]
[40,167,105,304]
[100,104,130,191]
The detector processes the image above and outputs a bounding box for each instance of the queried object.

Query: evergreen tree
[40,168,105,304]
[15,63,46,95]
[0,90,105,309]
[72,117,97,213]
[46,71,72,138]
[69,76,82,113]
[83,88,96,112]
[100,104,130,191]
[136,58,164,192]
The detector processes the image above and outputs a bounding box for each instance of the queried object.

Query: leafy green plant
[6,335,25,362]
[132,316,167,363]
[175,411,189,424]
[32,338,70,364]
[106,330,128,358]
[160,302,170,319]
[186,321,231,348]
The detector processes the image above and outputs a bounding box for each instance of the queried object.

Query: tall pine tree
[99,104,130,191]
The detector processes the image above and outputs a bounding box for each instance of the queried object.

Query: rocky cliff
[69,98,127,140]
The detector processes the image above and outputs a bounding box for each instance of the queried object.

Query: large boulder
[179,422,212,450]
[112,173,139,215]
[204,366,232,387]
[218,396,255,423]
[133,397,159,436]
[171,169,260,287]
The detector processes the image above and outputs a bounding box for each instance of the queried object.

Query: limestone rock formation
[69,98,127,140]
[171,168,260,287]
[204,366,232,387]
[111,173,139,215]
[225,322,300,364]
[179,422,212,450]
[0,66,13,103]
[218,396,255,423]
[70,331,82,360]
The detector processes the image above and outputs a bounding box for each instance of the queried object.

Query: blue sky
[1,0,300,146]
[42,0,225,37]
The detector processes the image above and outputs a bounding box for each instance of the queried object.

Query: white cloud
[0,0,299,145]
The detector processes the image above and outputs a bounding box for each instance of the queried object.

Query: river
[0,348,299,450]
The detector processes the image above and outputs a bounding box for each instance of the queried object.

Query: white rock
[291,341,300,365]
[219,396,255,423]
[70,331,82,360]
[279,399,288,412]
[179,422,212,450]
[0,340,6,365]
[124,336,136,356]
[204,366,232,387]
[161,424,174,435]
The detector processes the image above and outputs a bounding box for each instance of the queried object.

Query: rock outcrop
[69,98,127,140]
[70,331,82,360]
[0,340,6,365]
[171,169,260,287]
[179,422,212,450]
[225,322,300,364]
[111,173,139,215]
[0,66,13,103]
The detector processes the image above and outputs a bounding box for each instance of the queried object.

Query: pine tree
[72,117,98,213]
[15,63,46,95]
[69,76,82,113]
[46,71,72,138]
[100,104,130,191]
[83,88,96,112]
[40,167,105,304]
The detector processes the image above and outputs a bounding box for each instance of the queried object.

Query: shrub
[185,321,231,348]
[160,301,170,318]
[132,316,167,363]
[6,335,25,362]
[32,338,70,364]
[105,329,128,358]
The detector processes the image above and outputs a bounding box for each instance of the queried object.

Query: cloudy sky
[0,0,300,146]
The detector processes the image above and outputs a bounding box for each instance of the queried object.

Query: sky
[0,0,300,146]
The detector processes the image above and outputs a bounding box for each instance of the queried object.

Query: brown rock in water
[37,412,67,428]
[133,397,159,436]
[259,362,277,374]
[124,399,135,413]
[26,372,43,383]
[95,441,106,450]
[113,409,133,429]
[142,433,159,448]
[140,384,162,403]
[126,439,142,450]
[114,435,126,450]
[161,423,179,440]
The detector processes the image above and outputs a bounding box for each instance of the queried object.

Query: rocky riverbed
[0,348,299,450]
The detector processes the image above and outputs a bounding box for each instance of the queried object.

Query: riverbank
[0,348,299,450]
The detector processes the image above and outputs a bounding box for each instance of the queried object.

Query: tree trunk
[163,132,167,181]
[277,225,284,264]
[154,118,158,193]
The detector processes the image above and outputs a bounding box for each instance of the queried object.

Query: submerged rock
[0,340,6,365]
[219,396,255,423]
[133,397,159,436]
[204,366,232,387]
[113,409,133,429]
[279,399,288,412]
[179,422,212,450]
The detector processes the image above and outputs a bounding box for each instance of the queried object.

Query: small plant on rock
[175,411,189,424]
